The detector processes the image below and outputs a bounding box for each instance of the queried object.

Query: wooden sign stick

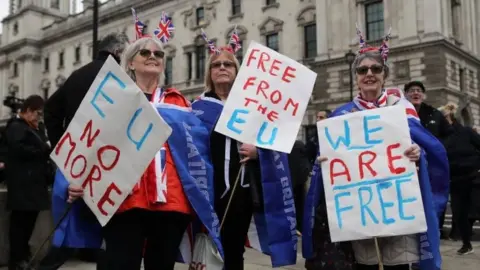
[374,237,384,270]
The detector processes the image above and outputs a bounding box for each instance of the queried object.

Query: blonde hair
[204,50,240,92]
[120,37,165,86]
[438,102,458,116]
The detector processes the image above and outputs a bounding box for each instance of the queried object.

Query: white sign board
[317,106,427,242]
[51,56,172,226]
[214,41,317,153]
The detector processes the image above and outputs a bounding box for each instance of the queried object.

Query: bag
[189,233,224,270]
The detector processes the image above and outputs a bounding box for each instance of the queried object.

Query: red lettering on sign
[243,77,256,90]
[70,155,87,178]
[282,66,297,83]
[266,110,279,122]
[97,183,122,216]
[244,97,258,107]
[246,48,260,67]
[80,120,100,147]
[358,151,378,179]
[258,104,268,114]
[284,98,299,116]
[269,59,282,77]
[97,145,121,170]
[54,133,76,168]
[270,90,282,104]
[82,165,101,197]
[257,52,271,72]
[330,158,351,185]
[387,143,406,174]
[257,80,269,99]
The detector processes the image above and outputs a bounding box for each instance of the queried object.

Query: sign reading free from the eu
[215,41,317,153]
[51,56,172,226]
[317,106,427,242]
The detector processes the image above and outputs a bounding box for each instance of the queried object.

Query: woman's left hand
[239,143,258,163]
[404,144,421,162]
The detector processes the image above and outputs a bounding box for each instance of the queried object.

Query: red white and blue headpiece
[201,25,242,55]
[131,8,175,44]
[355,23,392,64]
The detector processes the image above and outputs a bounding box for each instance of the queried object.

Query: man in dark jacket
[404,80,453,239]
[39,32,129,270]
[4,95,50,270]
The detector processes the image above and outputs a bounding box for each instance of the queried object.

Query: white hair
[120,37,165,86]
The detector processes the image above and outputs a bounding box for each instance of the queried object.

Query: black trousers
[102,209,190,270]
[9,210,39,266]
[356,264,409,270]
[451,177,474,247]
[293,184,305,233]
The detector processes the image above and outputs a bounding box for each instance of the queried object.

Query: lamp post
[345,50,356,101]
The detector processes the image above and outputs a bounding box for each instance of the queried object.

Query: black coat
[444,122,480,177]
[288,140,311,187]
[418,103,453,142]
[44,51,119,148]
[4,117,51,211]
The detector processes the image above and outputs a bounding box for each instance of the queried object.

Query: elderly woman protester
[59,35,221,270]
[303,28,449,270]
[192,30,298,269]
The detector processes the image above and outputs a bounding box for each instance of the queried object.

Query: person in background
[404,80,453,239]
[439,103,480,255]
[4,95,50,270]
[305,110,331,165]
[288,140,311,235]
[39,32,129,270]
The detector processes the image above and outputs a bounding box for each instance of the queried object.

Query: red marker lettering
[97,145,121,171]
[80,120,100,147]
[269,59,282,76]
[283,98,299,116]
[82,165,102,197]
[70,155,87,179]
[246,48,260,67]
[282,66,297,83]
[257,104,268,114]
[97,183,122,216]
[387,143,406,174]
[266,110,279,122]
[54,132,76,169]
[358,151,378,179]
[243,76,256,90]
[257,52,271,72]
[270,90,282,104]
[257,80,269,99]
[244,97,258,107]
[329,158,351,185]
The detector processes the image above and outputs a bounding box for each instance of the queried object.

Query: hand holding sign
[51,56,172,226]
[215,41,317,153]
[317,106,427,242]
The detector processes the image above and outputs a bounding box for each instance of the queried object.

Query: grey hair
[120,37,165,86]
[352,51,390,79]
[98,32,130,54]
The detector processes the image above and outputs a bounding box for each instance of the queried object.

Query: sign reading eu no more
[317,106,427,242]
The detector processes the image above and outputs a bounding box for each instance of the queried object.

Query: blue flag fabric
[51,104,223,260]
[192,95,298,267]
[302,101,449,270]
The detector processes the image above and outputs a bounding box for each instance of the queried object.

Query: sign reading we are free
[317,106,427,242]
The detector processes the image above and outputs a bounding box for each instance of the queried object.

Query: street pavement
[2,238,476,270]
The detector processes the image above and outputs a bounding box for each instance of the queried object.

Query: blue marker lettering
[257,122,278,146]
[377,182,395,225]
[126,108,153,151]
[325,120,351,150]
[334,191,353,229]
[358,186,379,226]
[396,178,417,220]
[363,115,383,145]
[226,109,249,135]
[90,71,126,118]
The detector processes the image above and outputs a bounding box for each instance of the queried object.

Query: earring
[130,67,135,71]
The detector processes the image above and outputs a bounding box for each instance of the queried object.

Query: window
[232,0,242,15]
[235,40,244,64]
[51,0,60,9]
[459,68,465,91]
[44,57,49,72]
[165,57,173,86]
[266,33,279,52]
[266,0,276,5]
[304,24,317,58]
[195,45,206,80]
[75,46,81,63]
[196,7,205,25]
[58,51,64,68]
[13,22,18,35]
[187,52,192,80]
[18,0,22,8]
[13,63,18,77]
[365,1,384,40]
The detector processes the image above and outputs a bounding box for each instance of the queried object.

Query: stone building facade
[0,0,479,138]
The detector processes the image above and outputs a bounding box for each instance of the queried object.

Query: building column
[423,0,442,36]
[191,51,197,81]
[316,0,328,58]
[399,0,417,40]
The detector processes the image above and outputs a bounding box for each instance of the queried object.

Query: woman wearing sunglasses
[304,27,449,270]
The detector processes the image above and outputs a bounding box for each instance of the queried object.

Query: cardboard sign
[317,106,427,242]
[51,56,172,226]
[215,41,317,153]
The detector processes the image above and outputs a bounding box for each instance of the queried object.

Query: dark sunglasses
[355,65,384,75]
[211,61,235,69]
[138,49,165,58]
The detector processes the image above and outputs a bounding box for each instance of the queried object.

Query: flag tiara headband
[201,26,242,55]
[355,23,392,64]
[131,7,175,44]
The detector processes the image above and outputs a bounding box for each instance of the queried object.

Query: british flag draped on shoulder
[191,28,298,267]
[302,24,449,270]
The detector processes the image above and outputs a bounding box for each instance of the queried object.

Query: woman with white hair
[439,103,480,255]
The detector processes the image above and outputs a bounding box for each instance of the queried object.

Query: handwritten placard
[51,56,172,226]
[214,41,317,153]
[317,106,427,242]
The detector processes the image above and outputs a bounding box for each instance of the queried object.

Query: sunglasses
[138,49,165,58]
[355,65,384,75]
[211,61,235,69]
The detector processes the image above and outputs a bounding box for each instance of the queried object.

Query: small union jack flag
[355,23,366,50]
[201,29,220,54]
[132,8,146,39]
[154,12,175,44]
[379,27,392,63]
[229,26,241,53]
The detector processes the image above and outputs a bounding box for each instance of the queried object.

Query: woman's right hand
[316,156,328,164]
[67,185,84,203]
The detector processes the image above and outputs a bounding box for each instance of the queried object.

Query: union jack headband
[131,8,175,44]
[201,25,242,55]
[355,23,392,64]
